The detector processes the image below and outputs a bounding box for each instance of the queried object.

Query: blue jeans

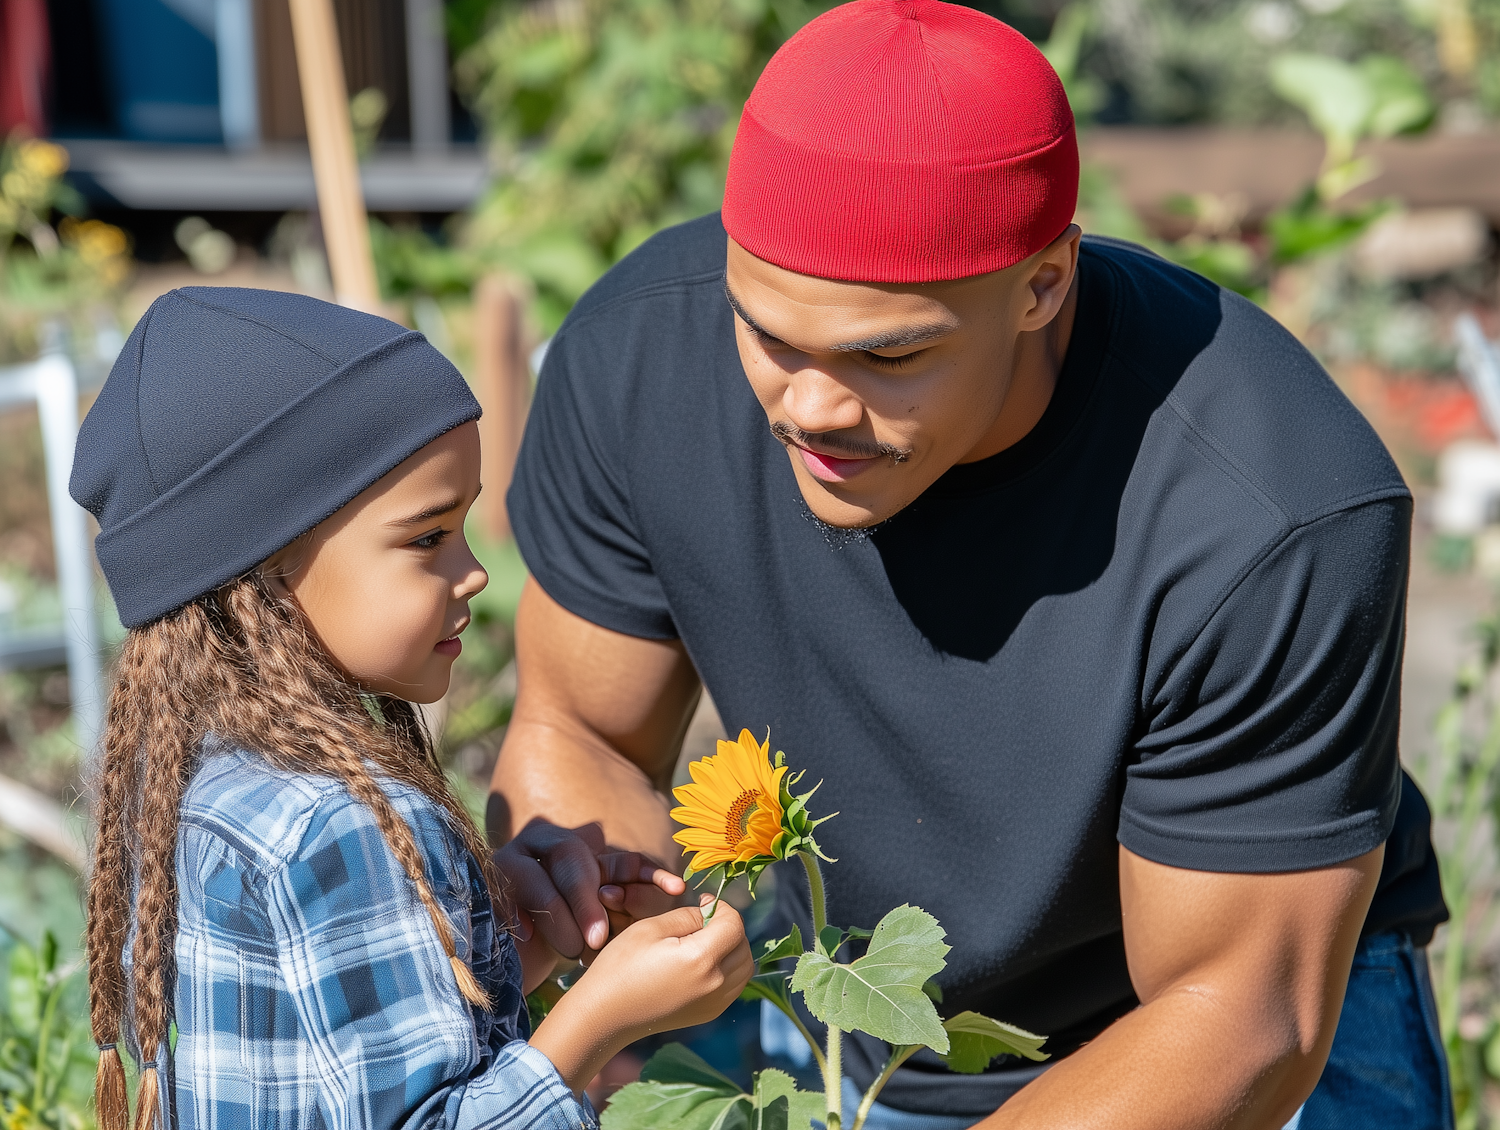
[799,932,1453,1130]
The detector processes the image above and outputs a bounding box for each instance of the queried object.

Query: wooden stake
[287,0,380,310]
[473,275,532,541]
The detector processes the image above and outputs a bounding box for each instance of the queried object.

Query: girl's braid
[86,635,150,1130]
[127,607,215,1130]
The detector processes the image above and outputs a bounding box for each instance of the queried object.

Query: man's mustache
[770,421,912,464]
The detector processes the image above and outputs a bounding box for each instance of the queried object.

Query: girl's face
[266,422,488,704]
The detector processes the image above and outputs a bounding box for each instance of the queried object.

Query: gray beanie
[70,287,482,628]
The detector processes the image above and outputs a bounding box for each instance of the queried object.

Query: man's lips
[796,445,881,484]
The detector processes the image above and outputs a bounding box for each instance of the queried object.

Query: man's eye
[412,529,450,550]
[864,351,922,370]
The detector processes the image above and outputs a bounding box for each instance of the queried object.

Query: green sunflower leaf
[939,1011,1050,1072]
[740,970,792,1007]
[790,904,950,1051]
[753,1069,823,1130]
[758,926,805,967]
[641,1043,743,1088]
[817,925,845,958]
[603,1045,750,1130]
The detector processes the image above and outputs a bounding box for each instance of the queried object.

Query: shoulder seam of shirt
[561,266,728,339]
[1144,493,1411,713]
[180,749,345,873]
[1093,252,1408,525]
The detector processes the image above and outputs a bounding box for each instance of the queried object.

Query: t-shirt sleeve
[1119,496,1409,873]
[506,324,677,639]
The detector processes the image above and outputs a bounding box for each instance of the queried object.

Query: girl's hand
[528,897,753,1095]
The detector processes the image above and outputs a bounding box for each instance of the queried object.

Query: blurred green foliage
[453,0,830,330]
[0,927,96,1130]
[0,136,130,364]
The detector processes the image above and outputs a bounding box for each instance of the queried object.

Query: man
[487,2,1451,1126]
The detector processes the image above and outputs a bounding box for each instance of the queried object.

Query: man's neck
[958,271,1081,464]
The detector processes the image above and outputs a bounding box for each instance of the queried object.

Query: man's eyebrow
[388,484,481,528]
[723,281,777,340]
[723,278,957,353]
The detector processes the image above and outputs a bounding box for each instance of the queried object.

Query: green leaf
[640,1044,742,1089]
[1358,54,1434,138]
[604,1047,751,1130]
[758,926,804,967]
[818,925,844,958]
[939,1011,1050,1073]
[602,1083,750,1130]
[790,904,950,1051]
[741,971,792,1007]
[753,1069,823,1130]
[39,931,56,977]
[920,979,943,1004]
[8,943,40,1036]
[1270,53,1372,153]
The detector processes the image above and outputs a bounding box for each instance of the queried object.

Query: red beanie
[723,0,1078,283]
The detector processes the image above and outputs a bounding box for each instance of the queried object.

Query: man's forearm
[488,715,681,867]
[982,985,1316,1130]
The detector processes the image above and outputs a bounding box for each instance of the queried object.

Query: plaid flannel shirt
[151,742,597,1130]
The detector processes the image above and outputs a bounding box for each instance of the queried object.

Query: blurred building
[27,0,486,217]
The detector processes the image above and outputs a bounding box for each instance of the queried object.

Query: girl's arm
[181,781,596,1130]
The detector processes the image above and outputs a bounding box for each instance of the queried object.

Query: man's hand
[987,844,1383,1129]
[490,579,704,983]
[497,818,686,990]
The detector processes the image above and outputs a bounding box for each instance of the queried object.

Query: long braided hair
[87,572,498,1130]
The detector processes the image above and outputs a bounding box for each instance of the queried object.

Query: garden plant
[597,730,1048,1130]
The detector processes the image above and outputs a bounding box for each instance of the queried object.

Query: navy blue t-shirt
[508,216,1447,1116]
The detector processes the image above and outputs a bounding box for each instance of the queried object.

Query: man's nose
[782,365,865,436]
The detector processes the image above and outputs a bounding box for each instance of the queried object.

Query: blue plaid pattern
[155,743,596,1130]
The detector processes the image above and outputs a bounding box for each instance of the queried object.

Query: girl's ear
[259,534,310,597]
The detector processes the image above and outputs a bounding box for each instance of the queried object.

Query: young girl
[70,287,752,1130]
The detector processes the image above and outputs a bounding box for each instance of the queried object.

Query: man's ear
[1018,223,1082,333]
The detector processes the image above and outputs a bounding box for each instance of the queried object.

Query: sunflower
[671,729,789,875]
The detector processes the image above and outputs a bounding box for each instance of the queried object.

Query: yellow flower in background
[671,728,788,874]
[16,140,67,180]
[62,218,127,263]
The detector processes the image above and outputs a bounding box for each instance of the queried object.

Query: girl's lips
[434,635,462,658]
[797,445,880,483]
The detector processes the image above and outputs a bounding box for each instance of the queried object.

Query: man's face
[725,232,1078,528]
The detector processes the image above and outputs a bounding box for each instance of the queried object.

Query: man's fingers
[570,821,607,854]
[506,855,588,959]
[534,835,609,952]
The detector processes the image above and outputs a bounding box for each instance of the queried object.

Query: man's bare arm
[489,578,701,959]
[986,843,1383,1130]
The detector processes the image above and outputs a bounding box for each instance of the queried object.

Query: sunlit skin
[725,225,1082,529]
[263,422,489,705]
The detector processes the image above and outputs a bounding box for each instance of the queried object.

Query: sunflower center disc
[725,789,762,846]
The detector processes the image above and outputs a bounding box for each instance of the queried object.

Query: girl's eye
[864,350,923,370]
[411,529,450,550]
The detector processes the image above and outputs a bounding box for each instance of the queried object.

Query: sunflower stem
[851,1045,920,1130]
[800,851,828,937]
[824,1025,843,1130]
[772,996,827,1074]
[703,871,729,922]
[799,851,839,1129]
